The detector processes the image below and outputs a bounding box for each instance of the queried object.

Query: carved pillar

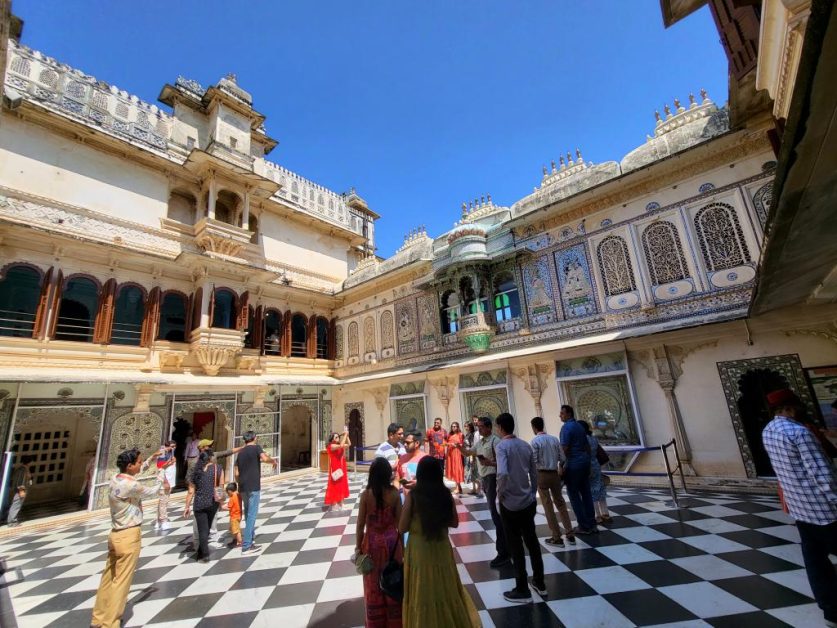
[206,172,217,220]
[513,363,553,417]
[281,310,292,357]
[429,376,455,421]
[200,280,213,328]
[242,187,251,230]
[650,344,695,475]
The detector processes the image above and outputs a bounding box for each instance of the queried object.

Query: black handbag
[378,536,404,601]
[596,443,610,465]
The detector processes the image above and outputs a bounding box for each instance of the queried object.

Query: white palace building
[0,1,835,518]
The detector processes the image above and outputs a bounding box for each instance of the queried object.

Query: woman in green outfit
[398,456,481,628]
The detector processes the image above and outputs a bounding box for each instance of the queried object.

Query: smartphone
[398,478,408,485]
[343,425,349,432]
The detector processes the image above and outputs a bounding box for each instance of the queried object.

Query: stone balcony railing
[189,327,245,375]
[194,217,253,258]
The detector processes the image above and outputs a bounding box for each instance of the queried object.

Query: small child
[222,482,242,547]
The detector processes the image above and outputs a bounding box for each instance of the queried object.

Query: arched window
[752,183,772,229]
[441,291,460,334]
[694,203,751,272]
[641,221,690,285]
[55,276,99,342]
[597,236,637,296]
[167,190,197,224]
[316,317,329,359]
[0,264,43,338]
[348,321,359,357]
[263,309,282,355]
[157,291,188,342]
[493,273,521,322]
[291,313,308,357]
[212,288,237,329]
[111,284,146,346]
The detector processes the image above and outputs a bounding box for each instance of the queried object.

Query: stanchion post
[672,439,688,494]
[661,440,679,507]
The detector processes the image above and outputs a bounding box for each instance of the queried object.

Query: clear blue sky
[14,1,727,258]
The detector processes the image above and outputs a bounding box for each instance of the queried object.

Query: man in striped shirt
[762,388,837,627]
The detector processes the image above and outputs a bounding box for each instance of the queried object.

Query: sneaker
[531,580,547,597]
[565,534,577,545]
[572,526,596,535]
[159,521,171,531]
[211,541,226,549]
[599,515,613,524]
[503,588,532,603]
[242,544,262,553]
[152,521,161,530]
[544,537,565,547]
[489,555,512,568]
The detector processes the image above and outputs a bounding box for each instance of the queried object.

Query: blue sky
[14,1,727,258]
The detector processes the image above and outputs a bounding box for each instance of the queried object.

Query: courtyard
[0,472,824,627]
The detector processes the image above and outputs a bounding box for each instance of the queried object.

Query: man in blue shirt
[559,405,597,534]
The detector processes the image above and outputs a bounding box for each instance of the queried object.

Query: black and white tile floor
[1,473,827,627]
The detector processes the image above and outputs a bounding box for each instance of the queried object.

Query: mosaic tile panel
[522,255,558,326]
[555,243,598,318]
[395,297,418,355]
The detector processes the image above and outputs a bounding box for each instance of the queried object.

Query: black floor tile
[656,508,713,522]
[554,548,617,570]
[624,560,703,587]
[308,597,367,628]
[706,611,793,627]
[203,556,258,575]
[724,501,781,514]
[450,531,495,546]
[717,549,800,574]
[263,580,324,607]
[489,601,564,627]
[713,575,812,609]
[129,578,193,602]
[310,525,346,538]
[723,514,786,529]
[607,504,652,516]
[463,583,485,610]
[651,522,711,538]
[326,560,357,578]
[44,608,94,627]
[292,547,338,565]
[132,566,178,585]
[639,539,708,559]
[151,593,223,621]
[540,571,598,600]
[605,588,697,625]
[464,559,517,583]
[720,530,792,549]
[197,612,259,627]
[262,539,306,554]
[231,567,285,589]
[21,591,95,615]
[19,576,88,597]
[577,530,633,548]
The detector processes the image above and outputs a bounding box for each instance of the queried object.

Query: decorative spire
[542,164,548,176]
[700,87,708,102]
[224,72,237,83]
[688,93,696,108]
[487,193,492,204]
[461,202,467,219]
[664,104,671,117]
[654,110,662,123]
[559,155,565,168]
[575,148,582,161]
[673,97,680,109]
[566,151,573,165]
[551,159,557,173]
[480,195,485,206]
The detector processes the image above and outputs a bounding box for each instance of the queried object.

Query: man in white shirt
[375,423,406,471]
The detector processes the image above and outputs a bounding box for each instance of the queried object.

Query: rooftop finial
[664,104,671,117]
[461,202,468,218]
[575,148,582,161]
[487,193,492,204]
[224,72,237,83]
[688,93,696,108]
[566,151,573,165]
[551,159,557,173]
[654,110,662,123]
[700,87,708,102]
[559,155,565,168]
[673,97,681,110]
[542,164,548,176]
[480,195,485,206]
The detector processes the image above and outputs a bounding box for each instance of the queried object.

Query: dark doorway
[347,408,363,462]
[736,368,790,476]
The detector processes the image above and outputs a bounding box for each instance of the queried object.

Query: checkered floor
[0,473,826,627]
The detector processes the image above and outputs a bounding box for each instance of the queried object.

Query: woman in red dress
[445,422,465,494]
[325,430,351,510]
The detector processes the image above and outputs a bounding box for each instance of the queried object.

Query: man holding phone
[396,431,426,492]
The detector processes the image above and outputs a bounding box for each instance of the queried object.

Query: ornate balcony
[189,327,245,375]
[459,312,494,353]
[194,217,253,258]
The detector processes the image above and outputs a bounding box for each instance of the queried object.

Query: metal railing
[602,439,689,507]
[54,315,95,342]
[0,310,35,337]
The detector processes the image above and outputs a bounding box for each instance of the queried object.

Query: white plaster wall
[259,212,349,279]
[0,117,168,228]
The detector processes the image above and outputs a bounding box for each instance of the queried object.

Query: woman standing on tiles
[445,422,466,495]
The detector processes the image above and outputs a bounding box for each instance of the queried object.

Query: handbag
[212,465,224,503]
[331,467,344,482]
[596,444,610,465]
[379,536,404,601]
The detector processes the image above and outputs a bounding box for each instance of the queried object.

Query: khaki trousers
[157,488,170,522]
[91,525,142,628]
[537,470,573,539]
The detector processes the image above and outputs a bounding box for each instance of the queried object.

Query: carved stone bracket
[429,376,456,420]
[189,327,245,376]
[194,217,252,258]
[371,387,388,420]
[513,363,554,416]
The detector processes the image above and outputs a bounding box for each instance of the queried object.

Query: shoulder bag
[330,450,344,482]
[379,535,403,601]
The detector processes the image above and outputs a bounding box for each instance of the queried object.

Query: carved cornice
[784,321,837,346]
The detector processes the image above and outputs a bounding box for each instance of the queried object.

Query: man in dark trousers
[495,412,544,603]
[235,430,277,552]
[559,404,597,535]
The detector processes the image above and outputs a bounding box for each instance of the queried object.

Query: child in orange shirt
[222,482,242,547]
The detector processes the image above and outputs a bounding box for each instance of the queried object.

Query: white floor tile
[205,586,274,615]
[670,554,753,580]
[679,534,750,555]
[317,574,364,602]
[455,542,497,563]
[758,524,800,543]
[449,520,486,534]
[759,543,805,566]
[473,577,521,609]
[278,561,331,585]
[301,535,342,550]
[689,505,745,518]
[659,581,758,618]
[180,572,242,595]
[547,596,634,628]
[767,602,825,626]
[684,518,748,534]
[625,512,678,526]
[123,598,173,626]
[595,543,662,565]
[612,526,671,543]
[762,569,814,599]
[575,565,652,594]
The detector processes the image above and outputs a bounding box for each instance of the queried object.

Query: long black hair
[411,456,454,541]
[194,448,215,480]
[366,457,394,510]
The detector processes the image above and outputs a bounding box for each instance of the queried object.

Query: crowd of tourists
[85,391,836,628]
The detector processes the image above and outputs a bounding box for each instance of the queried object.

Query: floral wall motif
[459,369,507,388]
[462,389,509,421]
[380,310,394,350]
[416,294,438,350]
[348,321,359,357]
[522,255,558,326]
[395,298,418,355]
[694,203,751,272]
[641,221,691,285]
[596,236,636,297]
[555,244,598,318]
[752,182,772,229]
[363,316,376,353]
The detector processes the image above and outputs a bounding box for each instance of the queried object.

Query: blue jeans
[240,490,260,549]
[563,464,596,530]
